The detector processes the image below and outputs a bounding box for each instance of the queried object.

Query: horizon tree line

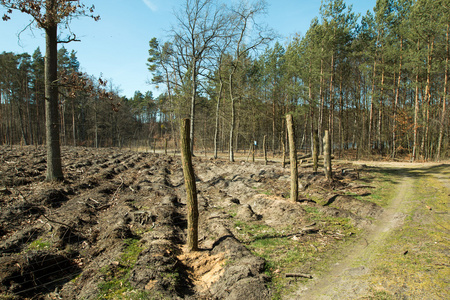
[1,0,449,166]
[149,0,449,162]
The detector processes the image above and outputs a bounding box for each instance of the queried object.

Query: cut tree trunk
[263,135,267,165]
[313,129,319,172]
[286,114,298,202]
[324,130,332,181]
[180,119,198,252]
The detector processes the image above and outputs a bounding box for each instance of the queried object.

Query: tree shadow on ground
[361,163,449,186]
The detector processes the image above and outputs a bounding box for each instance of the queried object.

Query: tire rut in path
[288,171,414,299]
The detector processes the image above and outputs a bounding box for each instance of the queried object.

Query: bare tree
[226,0,273,162]
[171,0,228,156]
[1,0,98,181]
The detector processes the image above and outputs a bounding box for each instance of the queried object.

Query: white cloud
[142,0,157,11]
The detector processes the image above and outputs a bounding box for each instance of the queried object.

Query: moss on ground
[96,238,146,300]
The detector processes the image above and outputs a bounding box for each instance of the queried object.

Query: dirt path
[288,163,450,299]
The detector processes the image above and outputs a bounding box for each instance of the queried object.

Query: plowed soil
[0,146,397,299]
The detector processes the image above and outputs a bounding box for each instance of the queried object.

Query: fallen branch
[285,273,313,279]
[297,154,312,160]
[111,176,124,201]
[348,185,376,189]
[41,214,81,233]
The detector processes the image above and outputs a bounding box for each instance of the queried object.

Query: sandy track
[288,163,450,299]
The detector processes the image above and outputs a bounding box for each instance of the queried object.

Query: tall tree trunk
[308,62,314,154]
[422,37,434,160]
[378,61,385,154]
[313,129,319,172]
[213,79,223,159]
[72,97,76,146]
[16,99,28,145]
[0,91,3,144]
[229,68,236,162]
[437,24,449,161]
[26,84,33,145]
[357,66,363,160]
[318,51,324,155]
[281,131,286,168]
[45,12,63,181]
[9,92,13,145]
[60,100,66,146]
[94,106,98,148]
[369,58,376,152]
[324,130,332,181]
[190,59,197,156]
[413,40,421,162]
[392,38,403,159]
[329,53,334,149]
[263,135,267,165]
[338,78,343,159]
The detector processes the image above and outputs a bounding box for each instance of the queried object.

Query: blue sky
[2,0,376,99]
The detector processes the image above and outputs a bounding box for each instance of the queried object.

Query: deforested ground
[0,146,447,299]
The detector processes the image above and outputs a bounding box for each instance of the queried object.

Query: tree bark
[190,59,197,156]
[378,62,385,153]
[180,119,198,252]
[286,114,298,202]
[413,40,420,162]
[272,98,276,157]
[369,52,377,152]
[313,129,319,172]
[229,70,236,162]
[252,140,255,163]
[263,135,267,165]
[437,24,449,161]
[318,51,324,155]
[329,52,335,148]
[213,79,223,159]
[392,38,403,159]
[422,37,434,160]
[44,7,63,181]
[324,130,332,181]
[281,132,286,168]
[338,78,343,159]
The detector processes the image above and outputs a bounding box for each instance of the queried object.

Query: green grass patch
[363,167,449,299]
[354,168,401,207]
[234,220,286,240]
[235,207,359,299]
[96,238,146,300]
[27,238,52,251]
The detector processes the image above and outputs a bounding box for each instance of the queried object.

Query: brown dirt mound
[0,146,378,299]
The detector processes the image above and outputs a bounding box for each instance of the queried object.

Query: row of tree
[148,0,449,161]
[2,0,449,170]
[0,48,163,148]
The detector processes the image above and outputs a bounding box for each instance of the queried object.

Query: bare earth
[0,146,448,299]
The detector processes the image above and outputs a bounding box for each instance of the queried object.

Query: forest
[0,1,449,299]
[1,0,449,162]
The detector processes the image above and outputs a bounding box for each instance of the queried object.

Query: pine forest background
[1,0,449,161]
